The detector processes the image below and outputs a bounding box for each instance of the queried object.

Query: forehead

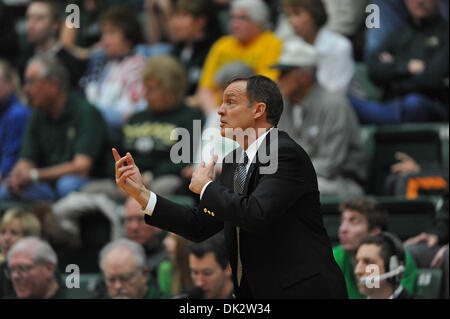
[1,218,23,230]
[189,252,220,269]
[342,209,367,221]
[223,80,248,97]
[9,252,33,264]
[104,248,136,271]
[25,62,43,78]
[27,2,52,17]
[356,244,382,260]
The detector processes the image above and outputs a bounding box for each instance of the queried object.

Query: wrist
[138,185,151,208]
[30,168,39,183]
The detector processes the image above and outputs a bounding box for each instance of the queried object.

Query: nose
[339,221,349,235]
[217,103,226,116]
[354,261,364,277]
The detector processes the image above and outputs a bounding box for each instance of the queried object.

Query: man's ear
[253,102,267,120]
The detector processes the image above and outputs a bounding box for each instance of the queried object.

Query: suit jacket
[144,129,348,298]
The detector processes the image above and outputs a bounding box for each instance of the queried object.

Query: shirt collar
[243,127,273,165]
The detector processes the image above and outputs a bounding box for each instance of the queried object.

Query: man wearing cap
[276,37,365,197]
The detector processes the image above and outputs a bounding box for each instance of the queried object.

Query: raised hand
[112,148,150,207]
[189,154,218,194]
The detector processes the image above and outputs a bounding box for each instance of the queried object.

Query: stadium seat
[366,123,445,195]
[417,268,443,299]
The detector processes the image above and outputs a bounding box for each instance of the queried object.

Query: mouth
[220,121,227,128]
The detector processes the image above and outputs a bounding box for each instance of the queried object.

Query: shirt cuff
[143,191,157,216]
[200,181,213,200]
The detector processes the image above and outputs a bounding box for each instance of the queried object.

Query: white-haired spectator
[6,237,64,299]
[98,238,170,299]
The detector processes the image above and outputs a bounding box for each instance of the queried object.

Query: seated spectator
[188,232,233,299]
[333,198,419,298]
[169,0,223,96]
[0,59,30,183]
[121,54,202,196]
[60,0,133,59]
[5,237,66,298]
[98,238,169,299]
[158,232,194,296]
[355,232,418,299]
[18,0,88,88]
[350,0,449,124]
[79,6,148,143]
[0,208,42,298]
[384,152,448,198]
[275,38,365,197]
[124,196,167,280]
[282,0,355,94]
[0,55,112,202]
[197,0,282,114]
[404,190,448,298]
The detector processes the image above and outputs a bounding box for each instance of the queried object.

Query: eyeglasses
[123,216,146,224]
[230,14,252,22]
[105,271,139,285]
[5,263,38,279]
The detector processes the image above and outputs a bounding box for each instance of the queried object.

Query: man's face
[24,62,55,111]
[339,209,370,252]
[125,198,161,246]
[26,2,57,45]
[0,218,24,256]
[9,253,54,299]
[189,252,231,299]
[103,248,148,299]
[354,244,387,297]
[229,8,262,44]
[405,0,440,20]
[284,6,316,40]
[218,80,256,140]
[277,69,305,102]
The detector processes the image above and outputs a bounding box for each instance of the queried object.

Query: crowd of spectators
[0,0,448,299]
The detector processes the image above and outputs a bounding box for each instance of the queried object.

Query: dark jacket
[144,129,348,299]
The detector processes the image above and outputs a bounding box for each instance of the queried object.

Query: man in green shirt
[333,198,419,298]
[0,55,112,202]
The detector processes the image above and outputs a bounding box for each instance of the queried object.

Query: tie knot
[239,152,249,165]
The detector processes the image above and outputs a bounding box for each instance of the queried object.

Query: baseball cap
[272,37,318,70]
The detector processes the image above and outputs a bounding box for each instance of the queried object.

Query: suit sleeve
[144,196,224,243]
[200,144,313,234]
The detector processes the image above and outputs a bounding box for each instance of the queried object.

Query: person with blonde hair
[121,54,202,196]
[0,59,30,183]
[0,208,42,298]
[158,232,194,295]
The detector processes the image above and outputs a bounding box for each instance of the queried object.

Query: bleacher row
[0,122,448,298]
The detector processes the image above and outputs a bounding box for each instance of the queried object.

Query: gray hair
[214,62,255,88]
[26,54,70,92]
[99,239,146,271]
[7,237,58,267]
[231,0,272,30]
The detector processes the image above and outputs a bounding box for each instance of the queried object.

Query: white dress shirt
[144,128,272,216]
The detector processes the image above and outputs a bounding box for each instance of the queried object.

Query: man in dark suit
[113,75,347,299]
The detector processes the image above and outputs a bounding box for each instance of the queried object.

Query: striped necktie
[233,152,248,286]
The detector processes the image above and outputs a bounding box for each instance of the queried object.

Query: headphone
[359,232,406,287]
